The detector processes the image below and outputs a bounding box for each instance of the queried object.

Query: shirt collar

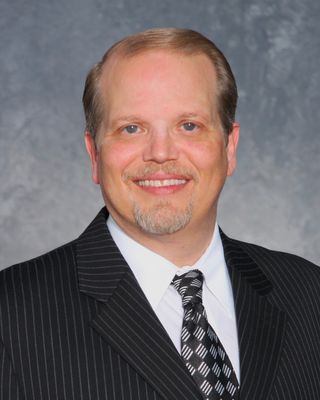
[107,216,234,315]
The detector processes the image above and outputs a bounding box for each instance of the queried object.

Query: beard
[132,198,194,235]
[123,162,198,234]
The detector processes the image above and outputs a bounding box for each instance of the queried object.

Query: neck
[111,214,217,267]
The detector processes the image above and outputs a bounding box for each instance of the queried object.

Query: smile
[136,179,187,187]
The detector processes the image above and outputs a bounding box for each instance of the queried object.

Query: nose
[142,128,179,163]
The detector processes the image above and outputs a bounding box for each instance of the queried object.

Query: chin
[133,201,193,235]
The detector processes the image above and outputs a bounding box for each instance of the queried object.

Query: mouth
[132,174,190,194]
[136,178,187,187]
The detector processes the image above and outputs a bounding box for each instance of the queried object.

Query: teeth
[137,179,186,187]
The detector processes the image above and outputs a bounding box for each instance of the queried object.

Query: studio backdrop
[0,0,319,268]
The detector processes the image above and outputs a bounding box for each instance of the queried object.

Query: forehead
[100,49,217,91]
[98,50,218,124]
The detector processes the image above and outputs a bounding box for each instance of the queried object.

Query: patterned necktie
[172,270,240,400]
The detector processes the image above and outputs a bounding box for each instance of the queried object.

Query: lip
[133,173,190,194]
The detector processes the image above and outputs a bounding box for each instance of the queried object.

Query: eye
[182,122,198,132]
[123,124,139,134]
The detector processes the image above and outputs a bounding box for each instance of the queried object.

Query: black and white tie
[172,270,239,400]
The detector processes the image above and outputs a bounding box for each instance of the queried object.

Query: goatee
[133,199,193,235]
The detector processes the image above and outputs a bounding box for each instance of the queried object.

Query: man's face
[86,50,239,239]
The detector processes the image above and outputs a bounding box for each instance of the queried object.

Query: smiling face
[85,50,239,241]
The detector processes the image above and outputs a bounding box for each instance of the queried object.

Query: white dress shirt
[107,216,240,381]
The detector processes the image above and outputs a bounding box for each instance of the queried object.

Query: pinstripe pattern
[222,231,320,399]
[0,207,319,400]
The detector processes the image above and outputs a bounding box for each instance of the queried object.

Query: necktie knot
[172,270,204,307]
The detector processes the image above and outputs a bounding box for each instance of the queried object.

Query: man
[0,28,319,400]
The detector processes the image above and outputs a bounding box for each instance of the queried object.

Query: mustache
[123,162,198,182]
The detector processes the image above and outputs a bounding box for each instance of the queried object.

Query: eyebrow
[178,112,211,121]
[178,112,217,127]
[111,112,211,122]
[110,115,142,125]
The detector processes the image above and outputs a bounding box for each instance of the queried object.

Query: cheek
[99,141,140,179]
[183,141,227,172]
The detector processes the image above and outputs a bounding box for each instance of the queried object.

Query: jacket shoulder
[223,233,320,321]
[225,235,320,298]
[0,240,77,302]
[234,238,319,274]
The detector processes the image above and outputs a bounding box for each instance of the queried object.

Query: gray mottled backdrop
[1,0,319,268]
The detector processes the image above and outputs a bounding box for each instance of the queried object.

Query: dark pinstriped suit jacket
[1,207,320,400]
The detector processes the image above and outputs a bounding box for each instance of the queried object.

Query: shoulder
[222,229,319,274]
[0,240,77,303]
[233,235,318,276]
[222,233,320,322]
[235,238,319,277]
[224,233,320,304]
[221,228,320,288]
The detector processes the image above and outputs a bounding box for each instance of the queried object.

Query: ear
[226,122,240,177]
[85,132,100,184]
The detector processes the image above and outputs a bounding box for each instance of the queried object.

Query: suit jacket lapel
[221,232,287,400]
[76,208,202,400]
[76,208,287,400]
